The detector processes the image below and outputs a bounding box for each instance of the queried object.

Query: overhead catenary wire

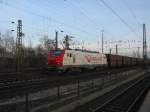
[0,0,98,38]
[95,0,140,41]
[98,0,135,32]
[42,0,102,29]
[0,0,100,48]
[121,0,142,39]
[16,23,85,48]
[121,0,141,26]
[63,0,103,28]
[35,0,101,37]
[33,0,84,33]
[0,21,82,44]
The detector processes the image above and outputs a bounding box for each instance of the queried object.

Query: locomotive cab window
[70,53,72,57]
[67,53,70,57]
[67,53,72,57]
[51,50,61,56]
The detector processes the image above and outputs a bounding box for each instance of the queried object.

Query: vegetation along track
[93,73,150,112]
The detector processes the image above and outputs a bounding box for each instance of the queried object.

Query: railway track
[93,73,150,112]
[0,67,143,99]
[0,67,138,89]
[0,68,146,112]
[0,66,138,83]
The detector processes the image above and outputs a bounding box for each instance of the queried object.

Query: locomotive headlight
[56,60,61,65]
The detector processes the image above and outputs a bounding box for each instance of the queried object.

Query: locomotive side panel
[63,50,107,69]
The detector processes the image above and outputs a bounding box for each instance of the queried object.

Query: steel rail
[93,75,150,112]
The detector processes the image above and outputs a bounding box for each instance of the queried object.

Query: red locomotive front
[47,49,65,70]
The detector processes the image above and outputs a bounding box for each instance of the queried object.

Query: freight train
[47,49,148,72]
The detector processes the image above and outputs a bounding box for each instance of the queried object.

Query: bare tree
[132,51,137,58]
[0,31,3,56]
[0,32,2,47]
[40,35,55,51]
[0,31,15,57]
[36,44,43,55]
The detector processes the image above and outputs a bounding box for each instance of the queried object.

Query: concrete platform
[138,90,150,112]
[51,71,146,112]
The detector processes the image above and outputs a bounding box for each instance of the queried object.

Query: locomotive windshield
[51,50,61,56]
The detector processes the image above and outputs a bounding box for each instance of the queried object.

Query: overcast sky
[0,0,150,56]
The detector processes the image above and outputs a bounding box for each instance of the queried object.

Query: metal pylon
[16,20,23,72]
[143,24,147,60]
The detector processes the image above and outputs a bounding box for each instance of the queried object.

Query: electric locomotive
[47,49,107,72]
